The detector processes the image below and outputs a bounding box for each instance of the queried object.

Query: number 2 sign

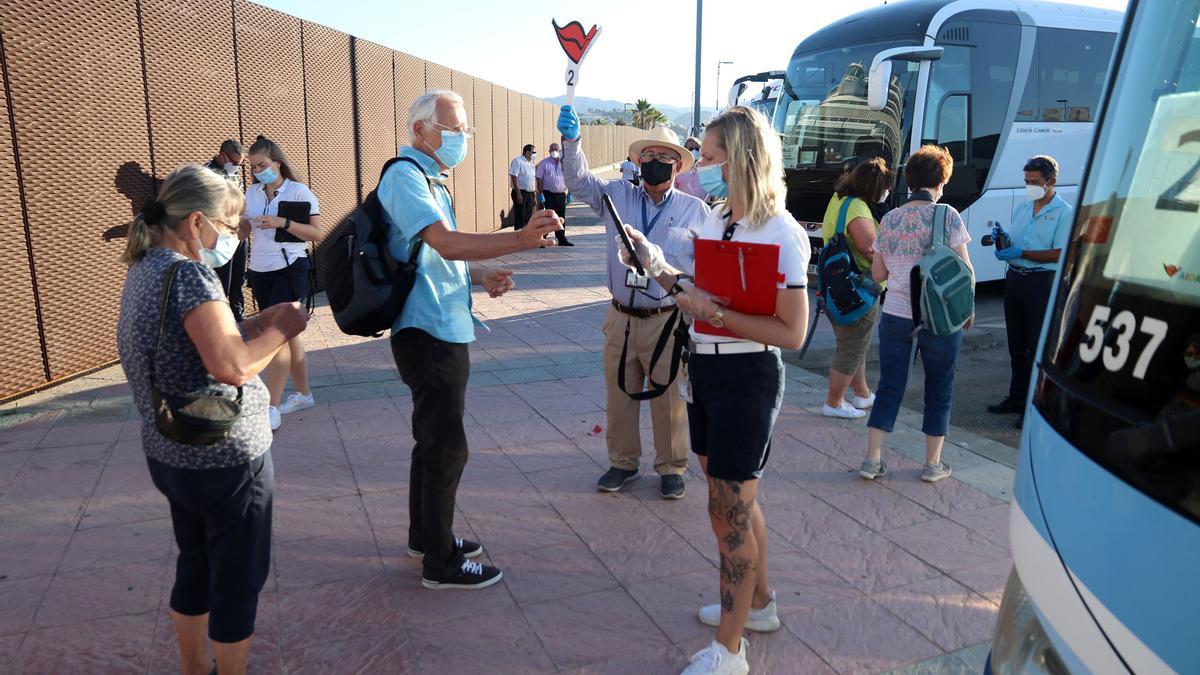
[552,19,602,106]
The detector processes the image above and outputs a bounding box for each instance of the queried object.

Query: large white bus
[772,0,1122,281]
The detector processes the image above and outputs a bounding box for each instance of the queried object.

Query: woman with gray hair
[117,163,306,675]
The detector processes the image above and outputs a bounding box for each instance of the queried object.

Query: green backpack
[911,204,975,335]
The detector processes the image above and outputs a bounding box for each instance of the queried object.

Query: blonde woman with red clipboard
[616,106,810,675]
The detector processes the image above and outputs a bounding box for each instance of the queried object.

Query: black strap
[797,296,824,360]
[721,211,737,241]
[389,156,443,264]
[151,259,242,402]
[616,308,690,401]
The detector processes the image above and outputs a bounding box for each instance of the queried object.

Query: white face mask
[1026,184,1047,201]
[550,150,560,159]
[880,190,889,204]
[223,162,240,176]
[199,219,240,268]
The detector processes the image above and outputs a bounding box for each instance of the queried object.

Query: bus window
[935,94,969,163]
[1036,10,1200,525]
[1016,29,1116,123]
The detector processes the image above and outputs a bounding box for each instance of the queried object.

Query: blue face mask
[434,130,468,169]
[697,162,728,198]
[253,165,278,184]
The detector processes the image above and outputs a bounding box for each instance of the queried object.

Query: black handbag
[149,260,243,445]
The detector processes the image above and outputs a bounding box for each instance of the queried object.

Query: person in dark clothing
[204,140,248,321]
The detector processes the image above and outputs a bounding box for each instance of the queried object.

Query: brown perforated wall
[302,24,355,240]
[0,3,652,399]
[0,0,149,382]
[393,51,424,151]
[470,77,494,231]
[235,1,307,183]
[142,0,239,177]
[354,39,395,199]
[492,85,511,227]
[0,49,46,394]
[449,70,476,232]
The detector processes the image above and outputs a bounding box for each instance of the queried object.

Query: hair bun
[255,135,265,141]
[142,198,166,225]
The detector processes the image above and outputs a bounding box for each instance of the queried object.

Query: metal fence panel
[354,38,395,199]
[393,50,424,150]
[424,61,452,199]
[492,85,511,226]
[0,54,47,398]
[448,70,476,231]
[235,0,307,182]
[470,77,494,231]
[0,0,150,380]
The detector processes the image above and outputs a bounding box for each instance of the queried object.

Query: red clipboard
[693,239,782,337]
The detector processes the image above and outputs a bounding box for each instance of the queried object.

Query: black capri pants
[249,256,310,309]
[687,347,785,482]
[147,452,274,643]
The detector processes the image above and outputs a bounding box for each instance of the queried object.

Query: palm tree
[631,98,667,130]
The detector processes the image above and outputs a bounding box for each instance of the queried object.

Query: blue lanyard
[639,191,671,238]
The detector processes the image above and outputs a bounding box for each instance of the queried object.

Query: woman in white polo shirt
[245,136,323,431]
[617,107,810,675]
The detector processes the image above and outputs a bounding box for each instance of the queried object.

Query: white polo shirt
[688,207,810,344]
[508,155,536,191]
[246,179,319,272]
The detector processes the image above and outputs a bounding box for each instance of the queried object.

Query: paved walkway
[0,205,1015,674]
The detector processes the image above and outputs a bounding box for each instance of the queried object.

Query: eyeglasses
[430,121,475,138]
[639,150,681,164]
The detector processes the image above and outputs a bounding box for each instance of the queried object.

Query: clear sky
[259,0,1128,109]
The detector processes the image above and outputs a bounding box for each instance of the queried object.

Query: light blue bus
[989,1,1200,673]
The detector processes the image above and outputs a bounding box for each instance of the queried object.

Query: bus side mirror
[867,46,945,111]
[868,61,893,111]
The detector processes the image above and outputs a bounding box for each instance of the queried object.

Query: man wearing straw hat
[558,105,710,500]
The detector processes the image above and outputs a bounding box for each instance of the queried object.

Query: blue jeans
[867,312,963,436]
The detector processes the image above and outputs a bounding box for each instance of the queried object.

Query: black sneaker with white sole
[659,474,685,500]
[597,467,639,492]
[422,560,503,590]
[407,537,483,559]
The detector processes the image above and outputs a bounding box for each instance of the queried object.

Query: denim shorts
[867,312,962,436]
[687,348,785,481]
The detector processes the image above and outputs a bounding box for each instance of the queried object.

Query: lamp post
[623,102,632,125]
[716,60,733,113]
[693,0,702,136]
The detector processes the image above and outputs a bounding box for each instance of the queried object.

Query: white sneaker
[850,392,876,410]
[681,639,749,675]
[822,402,866,419]
[268,406,281,431]
[278,391,315,415]
[698,590,780,632]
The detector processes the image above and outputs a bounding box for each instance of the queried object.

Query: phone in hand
[601,193,645,276]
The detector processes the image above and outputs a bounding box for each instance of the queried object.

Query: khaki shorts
[829,303,879,375]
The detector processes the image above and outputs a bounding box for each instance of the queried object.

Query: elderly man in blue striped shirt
[558,105,711,500]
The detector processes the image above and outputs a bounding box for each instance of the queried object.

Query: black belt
[611,299,672,318]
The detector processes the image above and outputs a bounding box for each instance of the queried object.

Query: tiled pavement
[0,204,1015,674]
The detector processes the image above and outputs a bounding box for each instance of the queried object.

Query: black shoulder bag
[149,261,244,445]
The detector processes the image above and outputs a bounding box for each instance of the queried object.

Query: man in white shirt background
[508,143,537,229]
[620,155,640,185]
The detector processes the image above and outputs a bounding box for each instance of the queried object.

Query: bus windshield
[1036,1,1200,524]
[776,41,921,174]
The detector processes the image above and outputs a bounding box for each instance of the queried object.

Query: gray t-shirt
[117,247,271,469]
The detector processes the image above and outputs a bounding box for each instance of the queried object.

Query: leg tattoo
[713,478,755,614]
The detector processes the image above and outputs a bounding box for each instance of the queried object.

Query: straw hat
[628,127,694,173]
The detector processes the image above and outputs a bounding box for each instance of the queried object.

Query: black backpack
[326,157,432,337]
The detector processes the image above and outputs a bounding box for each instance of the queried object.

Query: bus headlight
[989,568,1071,675]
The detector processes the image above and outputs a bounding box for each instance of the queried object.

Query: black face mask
[640,159,674,186]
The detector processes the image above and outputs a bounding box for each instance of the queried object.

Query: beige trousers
[602,304,690,475]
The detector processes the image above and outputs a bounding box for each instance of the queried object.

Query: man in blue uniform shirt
[380,89,562,590]
[988,155,1072,425]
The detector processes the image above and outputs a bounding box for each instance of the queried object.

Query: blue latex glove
[995,245,1024,261]
[557,105,580,140]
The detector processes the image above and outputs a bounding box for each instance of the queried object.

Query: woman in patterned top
[117,164,307,675]
[859,145,975,484]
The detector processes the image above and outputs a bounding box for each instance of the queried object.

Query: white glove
[615,225,667,276]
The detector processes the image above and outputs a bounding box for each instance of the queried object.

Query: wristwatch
[283,218,292,231]
[710,306,726,328]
